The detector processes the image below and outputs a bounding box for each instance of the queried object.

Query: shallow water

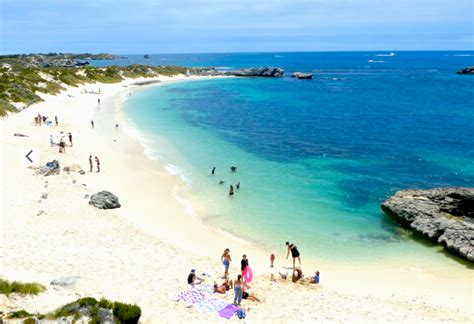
[119,52,474,267]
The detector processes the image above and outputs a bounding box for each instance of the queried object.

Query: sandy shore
[0,74,472,322]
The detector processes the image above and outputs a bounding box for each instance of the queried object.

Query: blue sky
[1,0,473,54]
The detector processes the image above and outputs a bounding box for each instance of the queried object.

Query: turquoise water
[122,52,474,265]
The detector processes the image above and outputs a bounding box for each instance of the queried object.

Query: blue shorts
[223,259,230,269]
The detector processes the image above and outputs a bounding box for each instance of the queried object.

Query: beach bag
[237,308,246,319]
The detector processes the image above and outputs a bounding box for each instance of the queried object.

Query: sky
[0,0,473,54]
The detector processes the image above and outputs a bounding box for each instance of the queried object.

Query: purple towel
[218,304,239,319]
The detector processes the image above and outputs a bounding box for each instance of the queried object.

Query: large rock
[381,187,474,262]
[291,72,314,79]
[35,160,60,176]
[456,66,474,74]
[89,191,121,209]
[226,67,284,77]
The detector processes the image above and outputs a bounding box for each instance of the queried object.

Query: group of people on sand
[35,114,59,126]
[211,166,240,196]
[89,155,101,173]
[277,241,320,284]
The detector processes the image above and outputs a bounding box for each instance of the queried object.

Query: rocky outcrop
[291,72,314,79]
[35,160,60,176]
[381,187,474,262]
[226,67,284,77]
[456,67,474,74]
[89,191,121,209]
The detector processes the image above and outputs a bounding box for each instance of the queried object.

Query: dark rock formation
[291,72,314,79]
[226,67,284,77]
[381,187,474,262]
[35,160,60,176]
[456,66,474,74]
[89,191,121,209]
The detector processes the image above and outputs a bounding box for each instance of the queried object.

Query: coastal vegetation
[0,279,46,296]
[0,57,190,117]
[4,297,142,323]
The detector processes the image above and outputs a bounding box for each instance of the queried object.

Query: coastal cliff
[381,187,474,262]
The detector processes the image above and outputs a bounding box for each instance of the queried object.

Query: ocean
[94,52,474,266]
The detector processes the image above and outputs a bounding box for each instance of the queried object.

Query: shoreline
[1,74,472,321]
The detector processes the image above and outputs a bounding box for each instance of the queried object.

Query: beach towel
[194,298,228,314]
[218,304,240,319]
[177,290,205,305]
[194,284,215,294]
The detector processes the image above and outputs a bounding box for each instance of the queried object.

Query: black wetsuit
[187,273,195,284]
[289,244,300,258]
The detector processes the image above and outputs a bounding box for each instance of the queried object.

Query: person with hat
[187,269,203,288]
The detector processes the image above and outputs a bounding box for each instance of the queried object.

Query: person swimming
[229,185,234,196]
[219,180,225,184]
[212,166,216,175]
[236,182,240,189]
[231,166,237,172]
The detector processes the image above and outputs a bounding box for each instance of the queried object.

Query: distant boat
[143,55,150,59]
[376,52,396,57]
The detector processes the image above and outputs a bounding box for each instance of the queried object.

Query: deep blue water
[112,52,474,264]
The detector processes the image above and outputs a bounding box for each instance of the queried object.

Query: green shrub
[8,310,33,318]
[24,317,36,324]
[0,279,46,296]
[113,302,141,324]
[0,99,17,117]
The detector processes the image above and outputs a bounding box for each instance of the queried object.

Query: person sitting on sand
[214,278,233,294]
[187,269,203,288]
[221,248,232,279]
[292,268,303,283]
[309,271,320,284]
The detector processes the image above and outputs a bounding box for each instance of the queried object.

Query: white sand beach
[0,75,473,322]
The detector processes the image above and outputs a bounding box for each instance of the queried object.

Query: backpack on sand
[237,308,246,319]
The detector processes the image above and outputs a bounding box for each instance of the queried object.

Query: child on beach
[309,271,320,284]
[270,253,275,267]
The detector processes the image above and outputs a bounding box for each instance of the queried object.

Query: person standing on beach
[221,248,232,279]
[95,156,100,172]
[270,253,275,267]
[286,242,301,269]
[233,274,244,306]
[241,255,249,276]
[49,134,54,146]
[91,120,95,129]
[89,155,93,172]
[55,115,58,126]
[68,132,73,147]
[212,166,216,175]
[98,98,101,105]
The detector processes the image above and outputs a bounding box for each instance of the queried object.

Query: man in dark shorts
[286,241,301,269]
